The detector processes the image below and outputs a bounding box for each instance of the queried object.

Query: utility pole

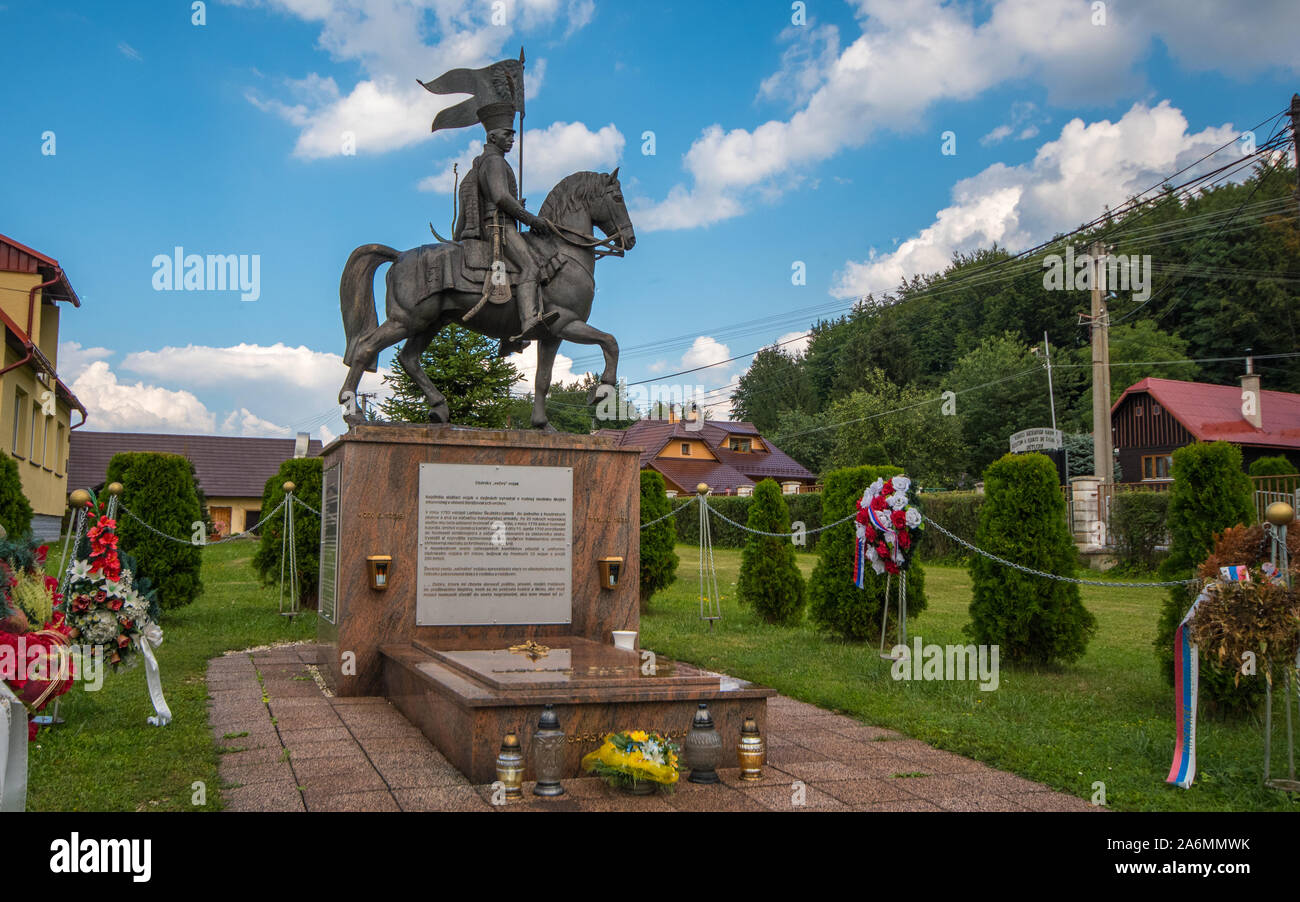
[1291,94,1300,212]
[1088,240,1114,485]
[1042,331,1058,434]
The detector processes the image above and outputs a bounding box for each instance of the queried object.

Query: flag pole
[518,46,526,208]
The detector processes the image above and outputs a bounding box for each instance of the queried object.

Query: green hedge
[736,479,806,625]
[967,453,1096,665]
[673,492,824,551]
[1155,442,1257,712]
[105,452,204,611]
[914,491,983,563]
[638,471,678,610]
[808,464,928,642]
[0,454,33,538]
[252,458,323,609]
[1111,490,1169,572]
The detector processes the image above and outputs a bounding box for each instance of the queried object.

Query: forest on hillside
[730,161,1300,487]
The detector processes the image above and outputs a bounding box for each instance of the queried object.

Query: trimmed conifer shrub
[736,479,806,625]
[252,458,323,609]
[1111,490,1170,572]
[105,452,203,611]
[1154,441,1258,710]
[638,470,678,611]
[967,453,1096,665]
[0,454,33,537]
[809,463,927,641]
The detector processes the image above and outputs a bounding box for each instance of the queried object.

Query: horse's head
[539,170,636,254]
[594,168,636,252]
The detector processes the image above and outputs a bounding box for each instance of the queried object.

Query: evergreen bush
[967,453,1096,665]
[638,471,678,610]
[1155,442,1258,711]
[808,463,927,641]
[914,491,983,562]
[105,452,204,611]
[736,479,806,625]
[0,455,33,537]
[252,458,323,609]
[1110,490,1170,572]
[673,492,824,551]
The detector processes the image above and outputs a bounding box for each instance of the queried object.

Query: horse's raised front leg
[398,326,451,424]
[339,318,409,425]
[531,338,560,431]
[553,320,619,406]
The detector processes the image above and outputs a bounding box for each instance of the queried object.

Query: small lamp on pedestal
[532,705,566,797]
[495,730,525,801]
[684,703,722,784]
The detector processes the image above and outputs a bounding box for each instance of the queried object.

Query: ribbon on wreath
[134,624,172,727]
[0,679,28,812]
[1166,587,1209,789]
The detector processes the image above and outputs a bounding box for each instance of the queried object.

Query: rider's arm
[482,157,537,227]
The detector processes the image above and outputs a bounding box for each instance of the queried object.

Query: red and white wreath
[853,475,923,583]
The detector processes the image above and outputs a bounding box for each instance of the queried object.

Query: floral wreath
[62,505,161,670]
[853,474,923,582]
[0,540,75,740]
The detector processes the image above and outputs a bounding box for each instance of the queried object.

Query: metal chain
[702,498,858,538]
[291,495,321,518]
[639,496,699,530]
[922,515,1198,588]
[118,498,288,547]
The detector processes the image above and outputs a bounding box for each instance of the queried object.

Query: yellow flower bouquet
[581,730,680,793]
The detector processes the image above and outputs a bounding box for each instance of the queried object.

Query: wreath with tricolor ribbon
[853,475,923,585]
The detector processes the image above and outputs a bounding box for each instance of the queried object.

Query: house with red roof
[597,416,817,496]
[1111,371,1300,482]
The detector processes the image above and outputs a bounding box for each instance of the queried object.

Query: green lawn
[641,544,1300,812]
[26,539,316,812]
[22,538,1297,812]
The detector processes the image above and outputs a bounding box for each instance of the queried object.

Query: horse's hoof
[343,413,367,428]
[532,420,558,432]
[428,403,451,424]
[586,382,615,407]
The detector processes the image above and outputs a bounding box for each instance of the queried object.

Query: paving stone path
[207,643,1097,812]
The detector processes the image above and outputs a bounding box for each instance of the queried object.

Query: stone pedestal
[317,424,643,697]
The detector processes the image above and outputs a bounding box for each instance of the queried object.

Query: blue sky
[1,0,1297,441]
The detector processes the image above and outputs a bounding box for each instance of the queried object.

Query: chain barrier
[921,516,1198,588]
[117,498,289,547]
[290,495,321,518]
[638,496,699,529]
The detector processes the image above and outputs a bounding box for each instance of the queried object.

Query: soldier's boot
[510,280,559,343]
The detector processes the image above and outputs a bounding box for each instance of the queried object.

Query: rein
[544,218,626,260]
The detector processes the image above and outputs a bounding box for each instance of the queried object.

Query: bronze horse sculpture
[337,169,635,429]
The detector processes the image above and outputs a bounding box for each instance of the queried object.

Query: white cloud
[678,336,736,389]
[222,408,293,437]
[237,0,598,159]
[57,341,113,381]
[71,342,388,439]
[508,344,587,390]
[420,121,624,198]
[773,330,812,356]
[640,0,1300,231]
[833,101,1240,298]
[72,361,217,434]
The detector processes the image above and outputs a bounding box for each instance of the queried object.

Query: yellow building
[0,234,86,539]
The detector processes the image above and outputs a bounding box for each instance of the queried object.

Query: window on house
[681,443,691,456]
[730,438,752,452]
[1142,454,1173,480]
[11,387,27,456]
[1135,403,1144,417]
[1152,403,1162,416]
[55,423,66,475]
[29,402,40,463]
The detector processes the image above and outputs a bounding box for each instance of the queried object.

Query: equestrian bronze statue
[338,56,634,430]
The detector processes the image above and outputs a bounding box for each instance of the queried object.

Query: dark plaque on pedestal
[318,462,340,625]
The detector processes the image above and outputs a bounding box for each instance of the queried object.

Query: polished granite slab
[383,638,774,783]
[422,636,719,692]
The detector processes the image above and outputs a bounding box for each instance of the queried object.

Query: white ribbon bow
[0,680,28,812]
[134,624,172,727]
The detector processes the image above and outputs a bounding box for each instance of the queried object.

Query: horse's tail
[340,244,400,371]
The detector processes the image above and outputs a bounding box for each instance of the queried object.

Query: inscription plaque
[318,462,340,624]
[417,463,573,626]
